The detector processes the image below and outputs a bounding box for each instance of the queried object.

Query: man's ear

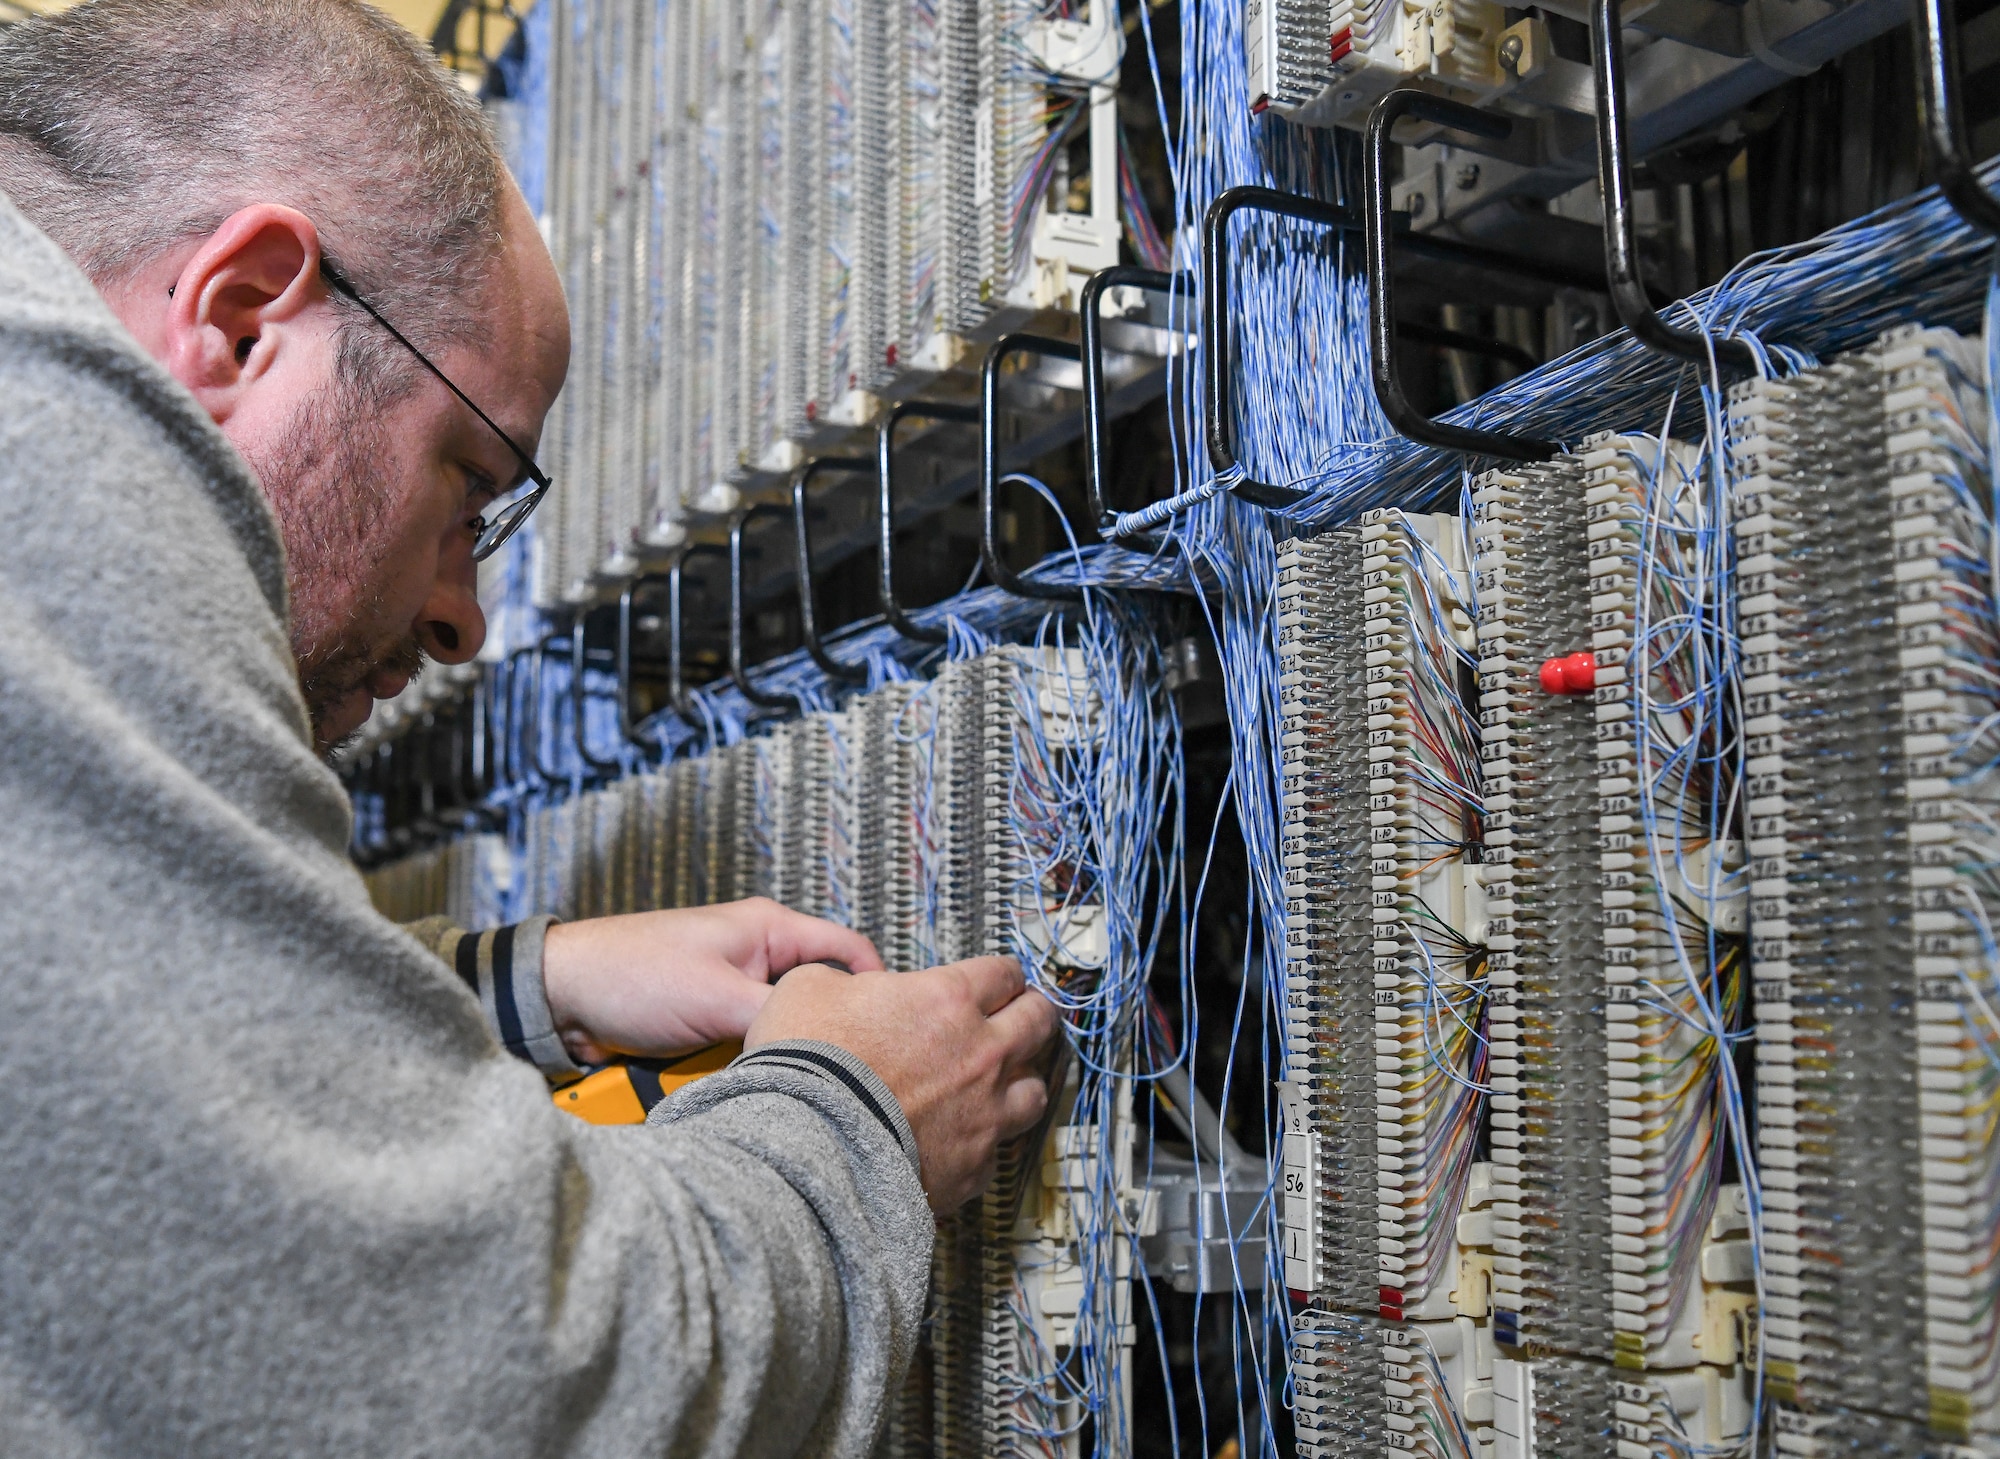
[159,204,324,425]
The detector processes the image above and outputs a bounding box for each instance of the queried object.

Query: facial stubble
[241,374,425,754]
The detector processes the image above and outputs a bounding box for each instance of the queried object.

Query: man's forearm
[647,1057,932,1456]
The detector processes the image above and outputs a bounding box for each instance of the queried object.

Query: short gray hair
[0,0,504,359]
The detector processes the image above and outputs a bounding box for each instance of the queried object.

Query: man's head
[0,0,570,752]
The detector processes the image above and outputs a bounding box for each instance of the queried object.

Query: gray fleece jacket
[0,190,932,1457]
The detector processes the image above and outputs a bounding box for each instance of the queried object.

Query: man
[0,0,1057,1454]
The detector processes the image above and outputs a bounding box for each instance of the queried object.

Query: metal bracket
[449,705,476,816]
[1202,186,1360,508]
[570,615,624,776]
[1915,0,2000,238]
[412,714,442,836]
[468,670,495,803]
[1592,0,1760,370]
[527,636,569,785]
[664,560,690,725]
[495,646,537,790]
[1081,266,1197,548]
[1207,183,1594,488]
[877,398,982,643]
[1366,91,1561,462]
[728,504,805,715]
[616,583,671,754]
[982,333,1087,602]
[667,543,727,729]
[792,458,875,684]
[369,740,405,857]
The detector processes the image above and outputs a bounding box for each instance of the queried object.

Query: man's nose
[415,574,487,665]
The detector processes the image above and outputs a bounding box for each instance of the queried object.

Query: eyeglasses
[318,259,551,562]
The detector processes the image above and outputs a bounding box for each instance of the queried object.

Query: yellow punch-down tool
[552,1041,742,1124]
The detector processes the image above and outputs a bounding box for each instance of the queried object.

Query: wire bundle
[1361,510,1487,1326]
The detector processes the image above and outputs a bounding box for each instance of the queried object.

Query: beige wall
[373,0,453,36]
[1,1,520,84]
[5,0,453,34]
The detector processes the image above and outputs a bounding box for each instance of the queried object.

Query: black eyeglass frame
[316,258,552,561]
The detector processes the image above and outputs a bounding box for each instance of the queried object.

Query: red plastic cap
[1539,651,1596,695]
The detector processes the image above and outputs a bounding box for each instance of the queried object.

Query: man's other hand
[744,956,1061,1213]
[541,899,883,1065]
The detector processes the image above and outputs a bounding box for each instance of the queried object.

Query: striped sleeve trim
[436,916,580,1082]
[489,923,526,1055]
[451,926,480,992]
[731,1040,920,1173]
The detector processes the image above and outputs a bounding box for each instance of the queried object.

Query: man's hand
[744,956,1060,1213]
[541,898,883,1065]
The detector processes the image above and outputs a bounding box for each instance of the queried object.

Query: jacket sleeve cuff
[432,915,582,1082]
[657,1039,922,1178]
